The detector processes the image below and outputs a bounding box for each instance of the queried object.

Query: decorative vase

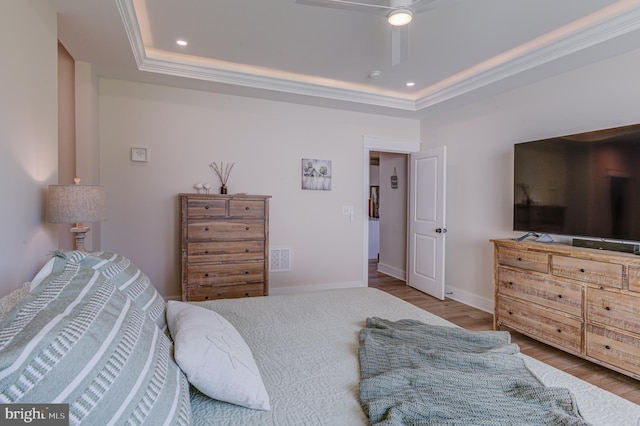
[220,185,228,194]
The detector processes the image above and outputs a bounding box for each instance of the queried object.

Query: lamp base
[70,226,91,252]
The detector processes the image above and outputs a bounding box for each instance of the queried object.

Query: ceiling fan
[297,0,457,66]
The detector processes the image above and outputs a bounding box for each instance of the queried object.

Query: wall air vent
[270,248,292,272]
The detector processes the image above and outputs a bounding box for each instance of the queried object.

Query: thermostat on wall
[131,147,148,162]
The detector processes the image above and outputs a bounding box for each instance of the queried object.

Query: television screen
[514,123,640,241]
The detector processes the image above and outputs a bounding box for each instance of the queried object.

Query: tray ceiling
[51,0,640,117]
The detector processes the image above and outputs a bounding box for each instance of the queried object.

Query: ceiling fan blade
[391,25,409,66]
[297,0,393,14]
[410,0,460,14]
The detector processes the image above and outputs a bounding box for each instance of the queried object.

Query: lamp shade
[48,185,106,224]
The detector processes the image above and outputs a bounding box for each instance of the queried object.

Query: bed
[1,251,639,425]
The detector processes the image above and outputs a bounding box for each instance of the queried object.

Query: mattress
[189,287,640,425]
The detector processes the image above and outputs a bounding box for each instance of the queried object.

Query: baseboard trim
[377,263,406,281]
[270,280,366,296]
[445,285,493,314]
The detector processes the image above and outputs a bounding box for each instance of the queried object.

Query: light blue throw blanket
[358,317,590,426]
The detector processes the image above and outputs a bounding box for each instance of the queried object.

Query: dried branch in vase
[209,161,235,186]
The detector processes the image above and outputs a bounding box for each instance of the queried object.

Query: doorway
[361,136,420,287]
[363,137,447,300]
[368,151,409,282]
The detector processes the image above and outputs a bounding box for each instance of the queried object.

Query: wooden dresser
[180,194,271,301]
[492,238,640,380]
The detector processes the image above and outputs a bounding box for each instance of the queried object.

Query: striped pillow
[59,251,167,332]
[0,260,191,425]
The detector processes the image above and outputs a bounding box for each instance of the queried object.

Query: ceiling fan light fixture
[387,9,412,26]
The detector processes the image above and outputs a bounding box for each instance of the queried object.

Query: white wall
[98,79,419,298]
[421,47,640,312]
[0,1,58,296]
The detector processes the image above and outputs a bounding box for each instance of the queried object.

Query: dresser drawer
[186,262,265,286]
[497,267,582,316]
[586,288,640,334]
[187,283,265,301]
[187,198,227,217]
[552,255,622,288]
[497,247,548,273]
[229,200,265,217]
[497,296,582,354]
[187,219,265,240]
[187,240,265,263]
[628,265,640,293]
[586,324,640,377]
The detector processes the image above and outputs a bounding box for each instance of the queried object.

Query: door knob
[435,228,447,233]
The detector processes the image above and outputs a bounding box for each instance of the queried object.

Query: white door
[408,146,447,299]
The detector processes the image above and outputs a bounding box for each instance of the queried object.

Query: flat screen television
[513,123,640,242]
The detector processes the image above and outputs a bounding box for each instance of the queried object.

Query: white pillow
[29,257,56,290]
[166,301,271,411]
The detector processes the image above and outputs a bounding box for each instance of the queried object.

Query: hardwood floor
[368,260,640,406]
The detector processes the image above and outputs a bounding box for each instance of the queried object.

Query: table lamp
[48,177,106,252]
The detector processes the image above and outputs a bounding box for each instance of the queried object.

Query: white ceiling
[50,0,640,118]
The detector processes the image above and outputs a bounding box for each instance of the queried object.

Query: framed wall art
[369,186,379,218]
[302,158,331,191]
[131,147,148,162]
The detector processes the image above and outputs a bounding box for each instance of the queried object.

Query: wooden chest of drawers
[493,238,640,380]
[180,194,271,301]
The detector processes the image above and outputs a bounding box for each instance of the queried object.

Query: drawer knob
[605,345,611,350]
[508,311,513,315]
[204,273,209,277]
[580,268,586,273]
[605,306,611,311]
[205,227,210,231]
[245,227,250,230]
[204,296,209,300]
[244,293,250,297]
[508,281,513,286]
[244,271,249,274]
[245,249,250,253]
[204,250,209,254]
[205,205,210,210]
[517,257,523,261]
[245,206,250,210]
[557,329,562,333]
[557,294,563,299]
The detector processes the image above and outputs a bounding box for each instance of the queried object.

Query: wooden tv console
[492,238,640,380]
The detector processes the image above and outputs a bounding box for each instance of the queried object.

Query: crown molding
[116,0,146,66]
[138,53,418,111]
[117,0,640,113]
[415,0,640,110]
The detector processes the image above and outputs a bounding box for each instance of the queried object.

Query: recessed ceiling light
[406,82,415,87]
[176,40,188,46]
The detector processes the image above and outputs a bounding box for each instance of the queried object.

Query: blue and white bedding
[0,254,190,425]
[1,251,639,425]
